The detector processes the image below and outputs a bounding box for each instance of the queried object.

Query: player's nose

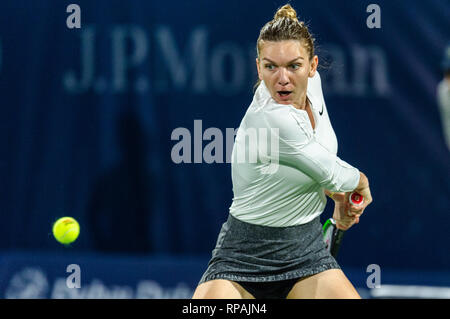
[277,68,289,86]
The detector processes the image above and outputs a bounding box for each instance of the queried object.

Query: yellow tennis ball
[53,217,80,245]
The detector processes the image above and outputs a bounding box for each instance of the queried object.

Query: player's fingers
[348,207,364,217]
[362,191,373,206]
[348,206,361,213]
[335,220,351,230]
[337,216,359,230]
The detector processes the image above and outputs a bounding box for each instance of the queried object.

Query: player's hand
[325,188,371,229]
[332,200,359,230]
[325,191,358,230]
[346,172,373,219]
[346,186,373,219]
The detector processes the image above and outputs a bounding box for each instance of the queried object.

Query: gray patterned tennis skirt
[199,213,340,285]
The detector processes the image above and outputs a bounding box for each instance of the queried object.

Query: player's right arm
[258,106,360,194]
[257,105,373,219]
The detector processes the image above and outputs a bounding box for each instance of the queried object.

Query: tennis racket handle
[323,218,345,258]
[330,228,345,258]
[349,192,364,206]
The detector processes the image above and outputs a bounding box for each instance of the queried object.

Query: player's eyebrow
[262,56,304,65]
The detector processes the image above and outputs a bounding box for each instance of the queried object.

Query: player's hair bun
[274,4,298,21]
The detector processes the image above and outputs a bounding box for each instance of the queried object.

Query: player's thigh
[192,279,255,299]
[286,269,361,299]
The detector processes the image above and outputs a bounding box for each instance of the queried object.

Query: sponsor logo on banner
[4,267,193,299]
[63,26,390,97]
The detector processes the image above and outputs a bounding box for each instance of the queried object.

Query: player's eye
[290,63,301,70]
[265,64,276,70]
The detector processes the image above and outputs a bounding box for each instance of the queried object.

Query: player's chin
[274,97,292,105]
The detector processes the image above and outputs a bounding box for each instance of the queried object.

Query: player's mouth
[277,91,292,101]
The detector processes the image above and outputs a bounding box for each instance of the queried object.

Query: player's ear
[309,55,318,77]
[256,58,263,80]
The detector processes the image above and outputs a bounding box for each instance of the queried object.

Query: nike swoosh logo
[319,103,324,116]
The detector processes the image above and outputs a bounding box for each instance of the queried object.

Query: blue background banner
[0,0,449,298]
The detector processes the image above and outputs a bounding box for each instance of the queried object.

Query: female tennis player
[192,4,373,299]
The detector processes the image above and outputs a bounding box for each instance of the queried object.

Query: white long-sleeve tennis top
[229,72,360,226]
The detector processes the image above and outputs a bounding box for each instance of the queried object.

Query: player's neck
[293,94,308,110]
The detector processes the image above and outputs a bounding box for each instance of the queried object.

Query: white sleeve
[260,106,360,192]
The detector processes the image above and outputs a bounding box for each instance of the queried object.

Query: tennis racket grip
[323,218,343,258]
[330,227,345,258]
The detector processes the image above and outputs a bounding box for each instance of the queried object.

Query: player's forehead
[259,40,308,64]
